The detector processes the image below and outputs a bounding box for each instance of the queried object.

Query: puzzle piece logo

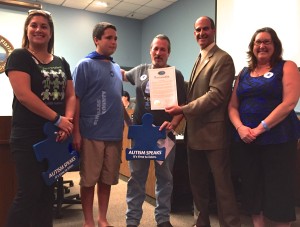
[126,113,166,160]
[33,122,80,186]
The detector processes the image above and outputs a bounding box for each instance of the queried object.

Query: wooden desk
[0,116,16,227]
[119,109,156,198]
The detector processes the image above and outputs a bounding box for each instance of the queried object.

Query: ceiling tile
[146,0,172,8]
[85,0,119,12]
[135,5,160,15]
[106,8,131,17]
[63,0,93,9]
[15,0,177,20]
[126,12,148,20]
[40,0,64,5]
[104,0,122,8]
[123,0,150,4]
[114,2,141,11]
[86,5,111,13]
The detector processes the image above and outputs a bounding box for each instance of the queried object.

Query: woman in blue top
[228,27,300,227]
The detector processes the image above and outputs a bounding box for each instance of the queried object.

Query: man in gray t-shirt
[122,34,186,227]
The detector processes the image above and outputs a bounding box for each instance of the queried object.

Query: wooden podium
[0,116,16,227]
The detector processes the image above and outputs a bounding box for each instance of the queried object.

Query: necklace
[253,65,271,76]
[27,48,51,64]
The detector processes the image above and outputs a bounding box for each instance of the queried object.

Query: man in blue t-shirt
[72,22,123,227]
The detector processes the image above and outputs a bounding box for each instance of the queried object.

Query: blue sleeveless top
[235,60,300,145]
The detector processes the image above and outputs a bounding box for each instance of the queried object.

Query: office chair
[54,168,81,218]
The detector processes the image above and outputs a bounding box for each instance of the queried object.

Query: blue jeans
[126,145,175,226]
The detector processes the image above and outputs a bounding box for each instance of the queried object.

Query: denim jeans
[126,145,175,226]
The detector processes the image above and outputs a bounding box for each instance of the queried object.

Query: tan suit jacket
[182,45,235,150]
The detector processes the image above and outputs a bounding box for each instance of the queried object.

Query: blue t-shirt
[236,60,300,144]
[72,58,123,141]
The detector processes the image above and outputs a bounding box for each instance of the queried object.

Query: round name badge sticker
[264,72,274,78]
[154,99,161,107]
[158,70,165,75]
[140,74,147,81]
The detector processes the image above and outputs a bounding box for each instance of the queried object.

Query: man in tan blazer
[165,16,240,227]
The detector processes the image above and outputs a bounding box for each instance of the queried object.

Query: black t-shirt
[126,64,186,127]
[5,48,72,144]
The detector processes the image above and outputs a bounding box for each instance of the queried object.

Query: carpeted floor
[53,171,300,227]
[53,171,196,227]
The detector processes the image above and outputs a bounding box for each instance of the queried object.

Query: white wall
[0,9,26,116]
[216,0,300,112]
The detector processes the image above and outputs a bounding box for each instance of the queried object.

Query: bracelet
[236,125,243,131]
[261,120,270,131]
[52,113,61,126]
[54,115,62,126]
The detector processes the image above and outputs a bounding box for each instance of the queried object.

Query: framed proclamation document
[148,66,178,110]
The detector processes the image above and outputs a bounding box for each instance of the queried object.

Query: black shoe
[157,221,173,227]
[127,225,138,227]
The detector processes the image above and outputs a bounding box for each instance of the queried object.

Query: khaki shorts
[79,138,122,187]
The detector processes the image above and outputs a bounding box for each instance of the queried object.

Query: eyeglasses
[254,40,272,46]
[28,9,52,16]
